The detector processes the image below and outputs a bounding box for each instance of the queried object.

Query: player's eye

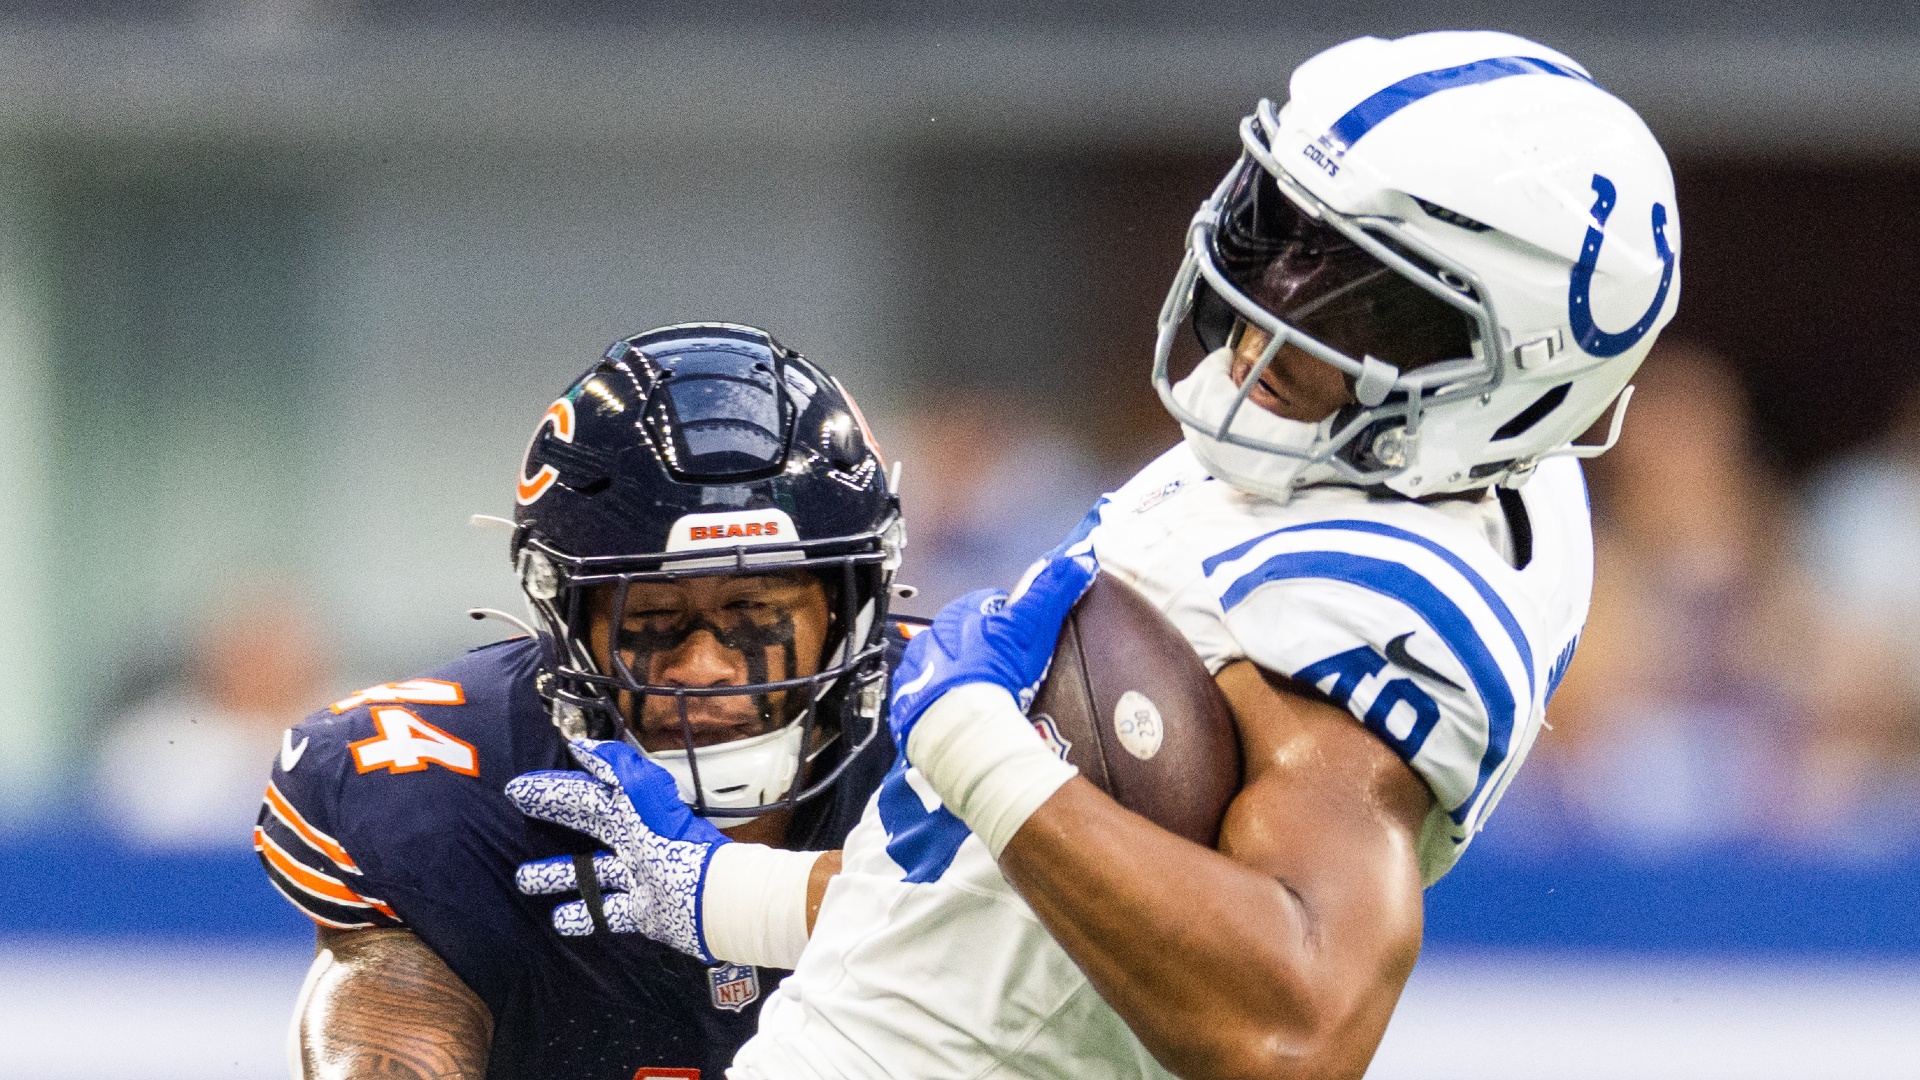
[623,610,687,634]
[723,597,787,625]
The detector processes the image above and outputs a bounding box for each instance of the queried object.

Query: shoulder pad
[1202,516,1539,856]
[257,714,406,931]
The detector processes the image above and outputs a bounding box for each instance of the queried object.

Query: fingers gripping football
[889,551,1098,748]
[886,551,1095,856]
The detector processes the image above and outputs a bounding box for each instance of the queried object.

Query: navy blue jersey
[256,631,903,1080]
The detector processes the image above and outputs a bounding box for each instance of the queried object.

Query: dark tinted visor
[1210,158,1475,373]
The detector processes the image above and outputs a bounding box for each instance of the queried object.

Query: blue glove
[889,550,1098,749]
[505,739,731,961]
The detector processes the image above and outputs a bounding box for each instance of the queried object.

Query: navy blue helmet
[510,323,901,819]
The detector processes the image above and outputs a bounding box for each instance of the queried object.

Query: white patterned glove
[512,851,640,937]
[506,739,729,962]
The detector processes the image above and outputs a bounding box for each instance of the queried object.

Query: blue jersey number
[1296,644,1443,761]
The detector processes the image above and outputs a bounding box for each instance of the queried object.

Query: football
[1030,573,1243,847]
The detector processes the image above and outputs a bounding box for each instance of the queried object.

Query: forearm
[806,849,841,932]
[300,928,492,1080]
[698,845,836,968]
[1000,781,1399,1080]
[918,666,1428,1080]
[1000,791,1304,1063]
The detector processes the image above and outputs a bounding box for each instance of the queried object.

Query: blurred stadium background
[3,2,1919,1077]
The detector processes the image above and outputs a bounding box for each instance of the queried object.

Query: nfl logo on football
[1030,714,1073,762]
[709,963,759,1013]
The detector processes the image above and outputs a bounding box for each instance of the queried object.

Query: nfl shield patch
[1031,714,1072,762]
[708,963,759,1012]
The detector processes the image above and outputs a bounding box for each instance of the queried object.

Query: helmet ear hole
[1493,383,1572,441]
[1337,413,1406,473]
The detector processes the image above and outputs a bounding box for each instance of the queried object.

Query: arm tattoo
[301,927,493,1080]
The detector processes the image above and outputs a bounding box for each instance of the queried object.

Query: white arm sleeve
[700,844,824,969]
[907,683,1079,858]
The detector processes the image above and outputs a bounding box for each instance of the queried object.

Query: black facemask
[614,610,801,737]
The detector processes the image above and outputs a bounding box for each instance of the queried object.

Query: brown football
[1029,574,1243,847]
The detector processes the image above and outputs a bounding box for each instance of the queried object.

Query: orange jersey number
[350,706,480,776]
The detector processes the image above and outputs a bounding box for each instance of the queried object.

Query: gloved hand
[505,738,731,962]
[888,548,1098,751]
[513,849,634,934]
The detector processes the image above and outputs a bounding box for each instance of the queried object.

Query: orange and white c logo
[516,398,577,505]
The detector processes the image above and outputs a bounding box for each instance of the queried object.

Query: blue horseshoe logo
[1567,173,1675,358]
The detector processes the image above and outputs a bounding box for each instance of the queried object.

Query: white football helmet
[1154,30,1680,500]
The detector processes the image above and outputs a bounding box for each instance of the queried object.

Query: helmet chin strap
[1173,348,1337,503]
[643,722,804,826]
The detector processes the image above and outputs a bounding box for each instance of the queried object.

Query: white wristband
[907,682,1079,858]
[700,843,823,970]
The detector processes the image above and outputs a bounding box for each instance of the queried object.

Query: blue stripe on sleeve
[1216,550,1515,824]
[1201,528,1274,575]
[1324,55,1593,153]
[1204,518,1534,696]
[1045,497,1109,560]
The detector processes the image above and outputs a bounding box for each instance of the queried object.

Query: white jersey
[731,445,1593,1080]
